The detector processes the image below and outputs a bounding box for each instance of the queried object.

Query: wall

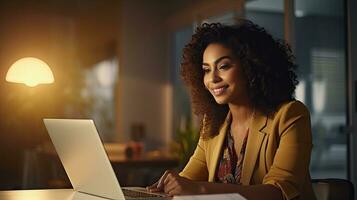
[117,1,172,149]
[0,0,121,189]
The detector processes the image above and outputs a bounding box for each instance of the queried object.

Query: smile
[211,86,228,96]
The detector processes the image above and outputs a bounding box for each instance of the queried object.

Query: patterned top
[216,128,249,184]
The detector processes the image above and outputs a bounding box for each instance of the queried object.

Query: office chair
[312,178,354,200]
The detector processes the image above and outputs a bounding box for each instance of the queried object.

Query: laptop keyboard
[122,188,163,198]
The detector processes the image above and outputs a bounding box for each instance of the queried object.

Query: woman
[147,20,316,200]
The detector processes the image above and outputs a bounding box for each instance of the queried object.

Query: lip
[211,85,228,96]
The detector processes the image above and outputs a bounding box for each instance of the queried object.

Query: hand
[146,170,203,196]
[146,170,174,193]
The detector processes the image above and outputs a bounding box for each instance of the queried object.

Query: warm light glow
[6,57,54,87]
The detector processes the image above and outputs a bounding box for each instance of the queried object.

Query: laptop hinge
[77,190,116,200]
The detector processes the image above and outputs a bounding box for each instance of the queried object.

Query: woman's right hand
[146,181,160,192]
[146,170,168,193]
[146,170,204,196]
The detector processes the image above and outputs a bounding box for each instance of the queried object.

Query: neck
[228,102,254,126]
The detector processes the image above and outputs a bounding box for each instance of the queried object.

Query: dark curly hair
[180,19,298,139]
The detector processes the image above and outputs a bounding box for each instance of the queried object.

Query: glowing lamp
[6,57,54,87]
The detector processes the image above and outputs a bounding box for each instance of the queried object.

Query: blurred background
[0,0,354,193]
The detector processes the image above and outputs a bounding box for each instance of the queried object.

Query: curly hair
[180,19,299,139]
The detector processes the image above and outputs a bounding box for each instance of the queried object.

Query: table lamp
[5,57,54,87]
[4,57,55,188]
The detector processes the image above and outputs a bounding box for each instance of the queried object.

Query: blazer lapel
[208,112,231,182]
[241,110,268,185]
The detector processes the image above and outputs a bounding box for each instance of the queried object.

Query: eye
[219,63,230,70]
[202,67,210,73]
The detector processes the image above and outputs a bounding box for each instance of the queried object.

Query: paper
[173,193,247,200]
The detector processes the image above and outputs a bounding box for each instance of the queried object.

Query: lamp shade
[6,57,54,87]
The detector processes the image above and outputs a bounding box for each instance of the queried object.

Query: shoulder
[267,100,311,135]
[274,100,310,119]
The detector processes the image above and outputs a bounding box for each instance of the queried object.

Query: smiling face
[202,43,249,105]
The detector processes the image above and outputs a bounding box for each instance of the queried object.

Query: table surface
[0,189,110,200]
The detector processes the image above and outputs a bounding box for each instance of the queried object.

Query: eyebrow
[202,56,232,67]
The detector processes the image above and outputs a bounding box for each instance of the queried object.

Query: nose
[208,70,222,83]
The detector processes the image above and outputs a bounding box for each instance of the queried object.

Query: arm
[262,102,313,199]
[179,137,208,180]
[198,182,282,200]
[147,137,208,190]
[149,171,282,200]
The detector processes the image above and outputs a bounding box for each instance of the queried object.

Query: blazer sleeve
[263,102,313,200]
[179,137,209,181]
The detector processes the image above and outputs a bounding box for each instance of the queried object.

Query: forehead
[203,43,232,63]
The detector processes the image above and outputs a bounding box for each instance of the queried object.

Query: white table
[0,189,109,200]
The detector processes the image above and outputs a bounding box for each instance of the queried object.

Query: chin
[214,97,229,105]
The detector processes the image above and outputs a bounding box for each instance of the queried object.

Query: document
[173,193,247,200]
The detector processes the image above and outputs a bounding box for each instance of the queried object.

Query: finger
[163,171,178,185]
[168,187,181,197]
[157,170,172,189]
[157,171,168,189]
[164,176,179,194]
[163,173,173,185]
[146,182,158,190]
[148,187,162,193]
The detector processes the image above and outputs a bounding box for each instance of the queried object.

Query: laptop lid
[44,118,125,200]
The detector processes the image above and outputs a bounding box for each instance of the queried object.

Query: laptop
[43,118,166,200]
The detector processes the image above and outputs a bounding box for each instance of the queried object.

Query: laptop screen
[44,119,125,200]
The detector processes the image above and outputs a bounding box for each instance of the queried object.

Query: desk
[22,149,179,188]
[0,189,108,200]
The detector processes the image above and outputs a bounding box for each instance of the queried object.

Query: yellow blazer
[179,101,316,200]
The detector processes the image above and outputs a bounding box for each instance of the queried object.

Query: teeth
[214,88,224,93]
[212,87,226,95]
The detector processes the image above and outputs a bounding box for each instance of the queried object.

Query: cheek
[203,75,209,88]
[227,70,244,86]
